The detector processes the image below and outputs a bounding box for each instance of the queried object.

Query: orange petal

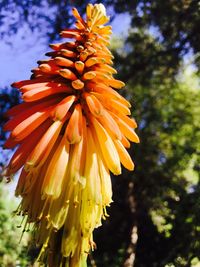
[90,115,121,175]
[92,71,110,82]
[65,104,83,144]
[89,83,131,107]
[97,109,122,140]
[26,120,63,169]
[22,84,72,102]
[85,57,98,67]
[72,7,86,27]
[86,3,93,20]
[94,64,117,74]
[59,69,77,80]
[11,77,51,88]
[91,92,131,115]
[11,109,51,141]
[55,57,74,68]
[107,79,125,89]
[20,82,55,93]
[109,98,131,115]
[74,61,85,74]
[86,46,96,55]
[84,93,103,116]
[75,20,86,30]
[121,134,131,148]
[4,135,18,149]
[112,114,140,143]
[49,42,67,51]
[39,62,60,74]
[71,79,84,90]
[5,102,31,117]
[95,52,113,60]
[52,95,76,120]
[7,119,52,174]
[97,25,112,35]
[20,81,63,94]
[4,98,60,131]
[82,71,96,80]
[60,49,77,58]
[114,140,134,170]
[79,51,88,61]
[49,41,76,51]
[114,112,137,129]
[96,36,110,46]
[60,30,82,40]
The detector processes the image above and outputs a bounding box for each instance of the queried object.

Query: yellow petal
[97,109,122,140]
[112,114,140,143]
[83,127,102,205]
[97,156,113,206]
[42,135,70,199]
[90,115,121,175]
[114,139,134,171]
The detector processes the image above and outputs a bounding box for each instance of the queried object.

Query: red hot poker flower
[4,3,139,267]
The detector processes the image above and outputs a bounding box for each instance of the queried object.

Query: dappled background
[0,0,200,266]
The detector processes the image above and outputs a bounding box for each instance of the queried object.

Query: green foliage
[92,68,200,266]
[0,183,31,267]
[132,72,200,266]
[112,0,200,75]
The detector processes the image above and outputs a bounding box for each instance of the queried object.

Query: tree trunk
[123,181,138,267]
[123,225,138,267]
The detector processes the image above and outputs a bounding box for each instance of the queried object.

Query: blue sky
[0,12,131,88]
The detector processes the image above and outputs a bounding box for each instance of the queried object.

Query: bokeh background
[0,0,200,266]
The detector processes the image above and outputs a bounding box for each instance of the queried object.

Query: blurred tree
[0,89,20,176]
[112,0,200,77]
[0,183,31,266]
[92,68,200,266]
[0,88,20,146]
[130,71,200,267]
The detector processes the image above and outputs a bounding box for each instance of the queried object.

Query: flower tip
[96,3,106,16]
[24,161,35,171]
[11,82,16,87]
[72,7,77,12]
[72,79,84,90]
[135,134,140,143]
[112,80,125,89]
[11,81,21,88]
[129,163,135,171]
[112,166,121,176]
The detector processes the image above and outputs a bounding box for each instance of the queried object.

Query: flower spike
[4,3,139,267]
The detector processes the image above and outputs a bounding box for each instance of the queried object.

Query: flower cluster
[4,3,139,267]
